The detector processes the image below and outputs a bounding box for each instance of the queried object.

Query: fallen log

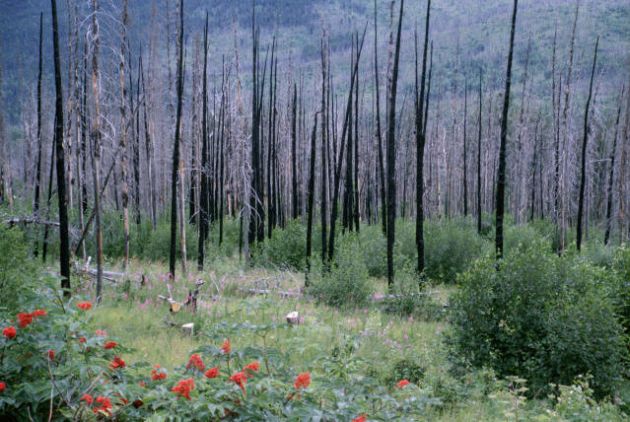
[5,216,60,227]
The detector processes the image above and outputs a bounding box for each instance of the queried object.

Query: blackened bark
[576,37,599,252]
[169,0,184,277]
[604,87,624,245]
[33,12,44,257]
[51,0,71,295]
[198,12,209,270]
[415,0,430,276]
[495,0,518,259]
[386,0,404,287]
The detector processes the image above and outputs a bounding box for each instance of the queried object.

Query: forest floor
[71,257,629,421]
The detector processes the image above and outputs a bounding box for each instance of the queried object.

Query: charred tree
[576,37,599,252]
[169,0,184,277]
[605,86,624,245]
[33,12,44,257]
[386,0,404,287]
[495,0,518,259]
[414,0,430,276]
[51,0,71,295]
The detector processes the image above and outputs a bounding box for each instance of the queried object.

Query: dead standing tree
[576,37,599,251]
[415,0,431,277]
[495,0,518,259]
[51,0,71,295]
[386,0,404,288]
[169,0,184,278]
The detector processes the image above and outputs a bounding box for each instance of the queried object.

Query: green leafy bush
[0,227,39,312]
[255,220,307,271]
[423,218,492,283]
[309,236,373,308]
[381,266,443,320]
[450,242,628,398]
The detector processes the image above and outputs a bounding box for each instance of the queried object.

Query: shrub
[255,220,306,271]
[612,245,630,342]
[381,266,443,320]
[449,242,628,398]
[0,226,39,312]
[423,218,492,283]
[309,236,373,308]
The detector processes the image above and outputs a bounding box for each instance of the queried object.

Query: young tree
[495,0,518,259]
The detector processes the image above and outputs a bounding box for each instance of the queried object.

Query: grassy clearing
[81,258,553,420]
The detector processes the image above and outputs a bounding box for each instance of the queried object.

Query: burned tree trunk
[119,0,131,270]
[198,12,209,270]
[604,86,624,245]
[476,68,483,234]
[169,0,184,278]
[576,37,599,252]
[90,0,104,301]
[33,12,44,257]
[305,114,318,285]
[415,0,430,276]
[495,0,518,259]
[374,0,387,235]
[386,0,404,287]
[51,0,71,295]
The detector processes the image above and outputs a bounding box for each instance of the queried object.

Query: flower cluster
[151,365,167,381]
[396,379,410,389]
[81,394,113,416]
[2,309,47,341]
[110,356,126,370]
[171,378,195,400]
[77,301,93,311]
[294,372,311,389]
[186,353,205,371]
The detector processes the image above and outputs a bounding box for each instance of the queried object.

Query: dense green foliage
[0,227,40,312]
[309,236,373,308]
[450,242,628,398]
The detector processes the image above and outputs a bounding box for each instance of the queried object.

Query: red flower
[151,365,167,381]
[243,361,260,377]
[3,326,16,340]
[77,301,92,311]
[171,378,195,400]
[0,382,6,393]
[110,356,126,370]
[396,379,410,389]
[132,399,143,408]
[294,372,311,389]
[81,393,93,405]
[95,329,107,337]
[204,367,219,379]
[17,312,34,328]
[47,349,55,361]
[186,353,205,371]
[229,371,247,394]
[104,341,118,350]
[78,337,87,343]
[32,309,47,317]
[352,415,368,422]
[221,339,231,354]
[93,396,113,415]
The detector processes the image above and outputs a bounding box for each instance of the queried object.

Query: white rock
[286,311,300,325]
[182,323,194,336]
